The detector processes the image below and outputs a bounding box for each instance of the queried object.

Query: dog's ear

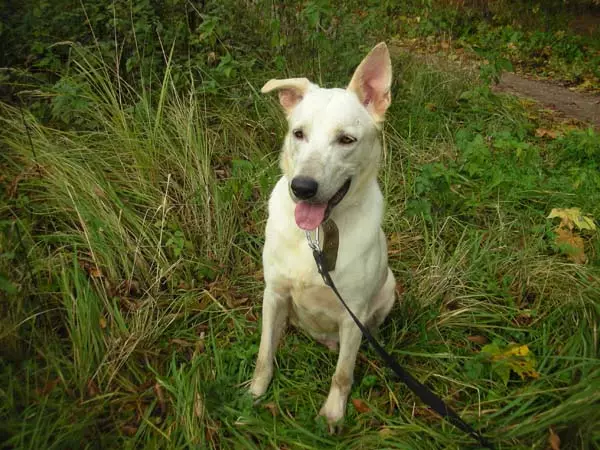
[347,42,392,122]
[261,78,313,113]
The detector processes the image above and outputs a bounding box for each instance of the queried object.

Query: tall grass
[0,43,280,447]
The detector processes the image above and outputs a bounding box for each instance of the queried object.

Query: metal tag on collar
[305,220,339,272]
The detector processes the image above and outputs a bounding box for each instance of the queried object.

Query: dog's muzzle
[293,178,351,231]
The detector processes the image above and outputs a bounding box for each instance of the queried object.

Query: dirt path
[494,73,600,129]
[391,43,600,129]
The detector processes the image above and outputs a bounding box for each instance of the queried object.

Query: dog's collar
[324,179,351,222]
[321,220,339,271]
[305,219,339,272]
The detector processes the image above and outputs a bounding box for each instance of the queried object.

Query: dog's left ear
[347,42,392,122]
[261,78,313,113]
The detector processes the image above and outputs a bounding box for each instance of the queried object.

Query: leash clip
[305,227,320,252]
[305,228,330,285]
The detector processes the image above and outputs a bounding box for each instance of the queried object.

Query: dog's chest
[264,229,322,286]
[264,226,349,335]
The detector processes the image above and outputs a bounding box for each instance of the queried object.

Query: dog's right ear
[261,78,313,113]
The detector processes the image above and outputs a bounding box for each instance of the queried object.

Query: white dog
[250,43,396,429]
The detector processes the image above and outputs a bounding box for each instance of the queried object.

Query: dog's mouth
[294,179,351,231]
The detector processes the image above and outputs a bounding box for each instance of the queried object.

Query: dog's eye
[338,135,356,145]
[293,129,304,140]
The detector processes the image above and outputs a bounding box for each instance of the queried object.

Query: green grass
[2,4,600,450]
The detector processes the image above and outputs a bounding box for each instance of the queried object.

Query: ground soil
[494,73,600,129]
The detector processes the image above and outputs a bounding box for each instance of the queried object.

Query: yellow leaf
[504,345,530,357]
[482,343,540,384]
[547,208,596,231]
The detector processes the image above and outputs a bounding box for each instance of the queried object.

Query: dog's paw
[248,375,271,400]
[249,360,273,399]
[318,400,345,434]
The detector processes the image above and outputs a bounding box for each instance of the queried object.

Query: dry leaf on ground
[547,208,596,264]
[89,267,103,278]
[549,427,561,450]
[263,402,279,417]
[467,335,489,345]
[352,398,371,414]
[554,227,587,264]
[535,128,559,138]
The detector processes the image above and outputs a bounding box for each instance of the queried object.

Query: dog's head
[263,43,392,230]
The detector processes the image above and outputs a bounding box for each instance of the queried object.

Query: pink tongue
[294,202,327,230]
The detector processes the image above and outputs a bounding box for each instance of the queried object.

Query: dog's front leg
[319,316,363,431]
[249,286,290,398]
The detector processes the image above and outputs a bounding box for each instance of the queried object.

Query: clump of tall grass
[1,43,276,434]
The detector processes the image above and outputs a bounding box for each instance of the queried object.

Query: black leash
[309,247,494,449]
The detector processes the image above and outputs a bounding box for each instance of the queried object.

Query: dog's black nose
[291,176,319,199]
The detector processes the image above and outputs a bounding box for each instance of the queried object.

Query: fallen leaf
[395,281,405,296]
[99,317,107,329]
[547,208,595,264]
[122,424,138,436]
[535,128,559,139]
[89,267,103,278]
[501,345,530,357]
[87,379,100,397]
[549,427,561,450]
[554,227,587,264]
[352,398,371,414]
[547,208,596,231]
[467,335,489,345]
[263,402,279,416]
[225,296,249,308]
[482,343,540,385]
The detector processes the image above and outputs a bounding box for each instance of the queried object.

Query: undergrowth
[399,0,600,90]
[1,1,599,449]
